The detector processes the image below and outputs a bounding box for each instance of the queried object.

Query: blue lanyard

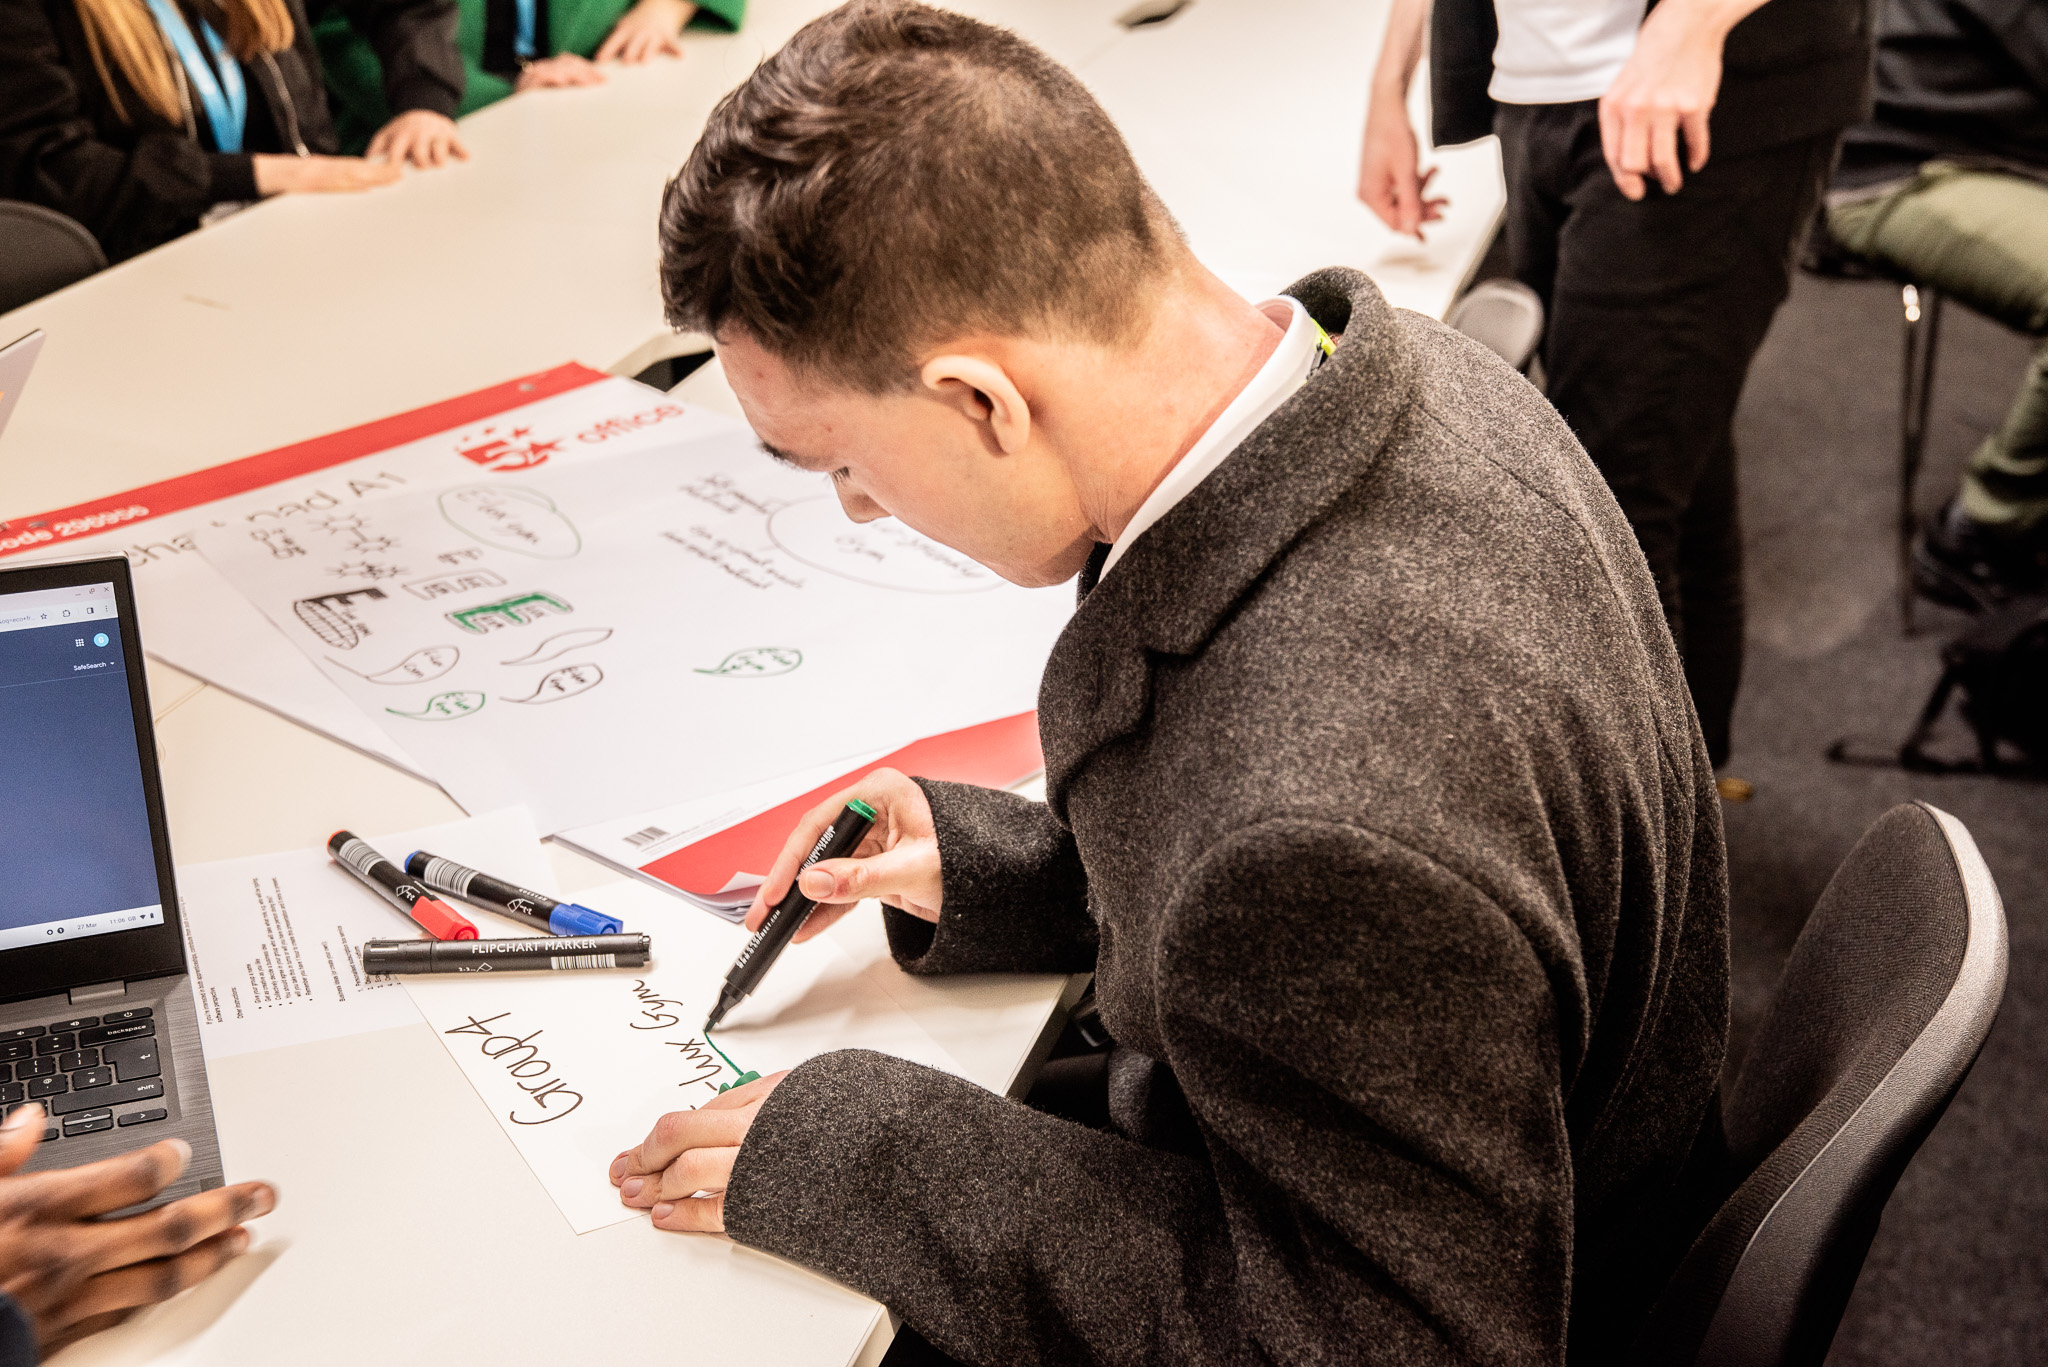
[144,0,247,154]
[514,0,537,58]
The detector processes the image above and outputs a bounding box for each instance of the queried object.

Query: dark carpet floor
[1725,272,2046,1363]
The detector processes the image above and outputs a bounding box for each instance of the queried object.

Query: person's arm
[328,0,469,165]
[1598,0,1773,198]
[0,1,251,260]
[0,1105,277,1358]
[625,821,1575,1364]
[1358,0,1447,239]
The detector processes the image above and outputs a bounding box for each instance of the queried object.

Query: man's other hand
[1600,0,1763,199]
[1358,92,1447,240]
[743,767,943,942]
[366,110,469,169]
[0,1105,277,1355]
[609,1071,787,1233]
[516,53,608,90]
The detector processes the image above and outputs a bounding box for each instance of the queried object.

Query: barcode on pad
[623,827,668,850]
[550,954,618,970]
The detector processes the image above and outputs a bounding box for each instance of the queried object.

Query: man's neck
[1062,263,1287,546]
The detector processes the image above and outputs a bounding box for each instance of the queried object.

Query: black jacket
[723,269,1730,1366]
[1432,0,1878,159]
[1835,0,2048,188]
[0,0,459,262]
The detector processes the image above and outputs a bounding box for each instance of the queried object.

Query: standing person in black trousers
[1361,0,1875,771]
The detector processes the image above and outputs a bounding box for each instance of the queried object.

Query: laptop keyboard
[0,1009,169,1142]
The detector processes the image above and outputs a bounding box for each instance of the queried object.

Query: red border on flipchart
[0,362,607,559]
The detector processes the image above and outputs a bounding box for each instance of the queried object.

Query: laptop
[0,331,45,444]
[0,555,224,1204]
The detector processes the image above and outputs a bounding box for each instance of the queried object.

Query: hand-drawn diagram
[406,568,507,601]
[328,560,407,582]
[330,645,460,685]
[294,588,389,650]
[308,513,397,556]
[506,664,603,704]
[694,646,802,678]
[387,690,487,721]
[440,486,582,559]
[767,498,1000,594]
[503,628,613,665]
[447,591,573,634]
[250,527,307,560]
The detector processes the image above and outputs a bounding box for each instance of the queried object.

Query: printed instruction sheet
[402,879,965,1234]
[177,809,556,1057]
[192,431,1072,834]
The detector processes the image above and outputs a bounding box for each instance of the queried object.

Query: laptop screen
[0,579,167,952]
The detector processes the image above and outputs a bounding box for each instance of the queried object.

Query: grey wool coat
[723,268,1731,1367]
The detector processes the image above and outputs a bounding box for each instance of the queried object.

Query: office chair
[0,201,107,315]
[1629,801,2007,1367]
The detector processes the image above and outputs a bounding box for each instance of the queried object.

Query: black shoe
[1912,501,2047,613]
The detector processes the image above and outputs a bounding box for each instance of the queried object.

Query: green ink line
[704,1031,760,1091]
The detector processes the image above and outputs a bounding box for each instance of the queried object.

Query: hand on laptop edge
[0,1104,276,1355]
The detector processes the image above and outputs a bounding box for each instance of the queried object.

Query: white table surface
[7,4,1501,1361]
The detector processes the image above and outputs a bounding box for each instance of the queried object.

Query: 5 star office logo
[454,424,565,472]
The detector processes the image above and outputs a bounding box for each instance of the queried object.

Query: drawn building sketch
[330,646,461,685]
[294,588,390,650]
[387,690,487,721]
[406,568,508,601]
[446,591,573,634]
[506,664,603,704]
[695,647,802,678]
[502,628,613,665]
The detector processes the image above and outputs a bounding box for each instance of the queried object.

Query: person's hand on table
[366,109,469,169]
[1599,0,1763,200]
[609,1070,786,1232]
[1357,89,1446,240]
[0,1104,276,1355]
[595,0,695,63]
[742,767,943,943]
[516,52,608,90]
[252,154,401,195]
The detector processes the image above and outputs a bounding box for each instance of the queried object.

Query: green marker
[703,799,878,1031]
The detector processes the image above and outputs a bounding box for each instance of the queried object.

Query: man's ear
[920,354,1031,455]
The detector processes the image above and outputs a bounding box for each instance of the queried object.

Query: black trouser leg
[1496,102,1838,765]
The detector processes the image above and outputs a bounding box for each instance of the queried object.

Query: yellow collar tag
[1311,319,1336,358]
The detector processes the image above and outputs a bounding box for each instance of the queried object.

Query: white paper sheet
[19,379,743,777]
[402,880,965,1234]
[176,809,555,1058]
[191,432,1072,833]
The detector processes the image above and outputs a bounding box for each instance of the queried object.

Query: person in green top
[315,0,744,151]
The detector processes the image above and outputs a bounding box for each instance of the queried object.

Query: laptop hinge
[69,980,127,1006]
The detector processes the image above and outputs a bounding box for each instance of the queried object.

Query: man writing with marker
[611,4,1728,1364]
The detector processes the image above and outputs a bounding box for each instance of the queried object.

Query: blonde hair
[74,0,294,126]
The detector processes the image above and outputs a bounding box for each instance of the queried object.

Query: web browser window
[0,581,165,952]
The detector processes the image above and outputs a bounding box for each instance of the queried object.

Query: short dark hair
[658,0,1181,392]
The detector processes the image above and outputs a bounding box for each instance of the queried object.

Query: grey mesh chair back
[0,201,108,315]
[1629,802,2006,1367]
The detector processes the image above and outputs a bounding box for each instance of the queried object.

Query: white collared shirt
[1100,296,1327,580]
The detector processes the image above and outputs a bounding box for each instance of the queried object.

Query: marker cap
[411,897,480,941]
[549,903,624,937]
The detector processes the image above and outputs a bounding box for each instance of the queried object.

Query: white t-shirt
[1100,297,1327,580]
[1488,0,1649,105]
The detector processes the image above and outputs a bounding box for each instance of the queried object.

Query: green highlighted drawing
[695,646,802,678]
[439,485,582,559]
[507,664,603,704]
[447,591,573,635]
[705,1033,760,1092]
[387,690,487,720]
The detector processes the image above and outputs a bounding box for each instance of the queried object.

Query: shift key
[101,1038,161,1082]
[49,1078,163,1117]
